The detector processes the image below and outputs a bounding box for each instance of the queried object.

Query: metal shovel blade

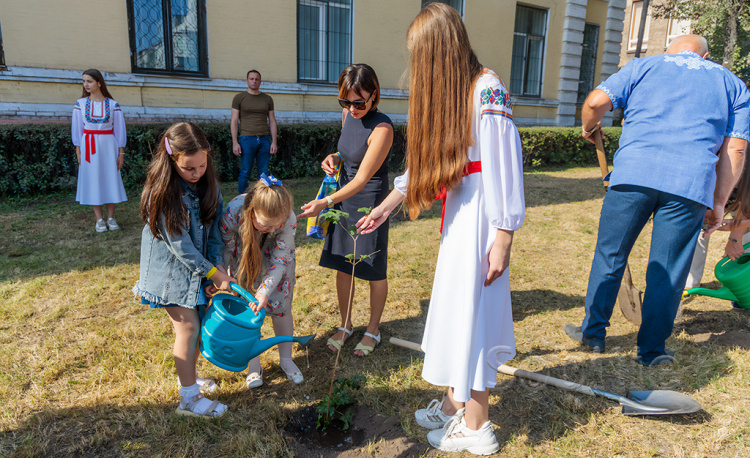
[618,266,643,325]
[621,390,702,416]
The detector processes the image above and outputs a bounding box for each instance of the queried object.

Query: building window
[0,19,7,71]
[127,0,208,76]
[578,23,600,103]
[297,0,352,83]
[421,0,464,16]
[510,5,547,98]
[666,17,690,48]
[627,0,651,52]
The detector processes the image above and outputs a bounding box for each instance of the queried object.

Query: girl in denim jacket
[133,122,235,418]
[220,175,301,389]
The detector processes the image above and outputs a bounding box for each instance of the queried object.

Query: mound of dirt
[284,404,438,457]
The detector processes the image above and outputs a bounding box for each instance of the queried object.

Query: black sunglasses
[338,92,374,110]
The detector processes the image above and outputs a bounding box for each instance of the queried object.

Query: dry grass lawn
[2,168,750,457]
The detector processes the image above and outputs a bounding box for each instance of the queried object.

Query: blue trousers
[581,185,706,364]
[238,134,271,194]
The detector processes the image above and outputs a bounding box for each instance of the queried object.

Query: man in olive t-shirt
[231,69,278,194]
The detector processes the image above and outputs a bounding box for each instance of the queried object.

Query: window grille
[297,0,352,83]
[127,0,208,76]
[510,5,547,97]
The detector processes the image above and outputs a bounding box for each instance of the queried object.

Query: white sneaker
[95,219,108,232]
[427,414,500,455]
[107,217,120,231]
[415,398,453,429]
[246,368,263,389]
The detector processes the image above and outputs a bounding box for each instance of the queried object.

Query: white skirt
[76,134,127,206]
[420,173,516,403]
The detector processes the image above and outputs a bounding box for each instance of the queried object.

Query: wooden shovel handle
[593,127,609,187]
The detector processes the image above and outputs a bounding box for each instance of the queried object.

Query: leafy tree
[652,0,749,81]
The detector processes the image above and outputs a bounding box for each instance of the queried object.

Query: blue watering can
[683,242,750,310]
[200,283,316,372]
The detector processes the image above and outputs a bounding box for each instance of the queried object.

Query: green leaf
[344,254,355,261]
[359,254,369,260]
[347,226,358,236]
[357,207,372,215]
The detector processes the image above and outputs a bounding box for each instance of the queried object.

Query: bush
[0,123,620,196]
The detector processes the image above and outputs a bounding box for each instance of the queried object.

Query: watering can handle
[228,283,266,324]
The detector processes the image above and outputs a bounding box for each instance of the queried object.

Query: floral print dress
[219,194,297,316]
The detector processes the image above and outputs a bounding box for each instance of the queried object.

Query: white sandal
[176,393,227,418]
[177,375,218,394]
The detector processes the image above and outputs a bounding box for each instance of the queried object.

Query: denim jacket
[133,182,224,308]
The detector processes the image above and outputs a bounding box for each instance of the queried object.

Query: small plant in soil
[318,207,377,429]
[316,375,366,430]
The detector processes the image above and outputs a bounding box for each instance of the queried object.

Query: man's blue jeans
[581,185,706,364]
[238,134,271,194]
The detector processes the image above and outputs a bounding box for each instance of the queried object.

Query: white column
[556,0,589,126]
[601,0,627,126]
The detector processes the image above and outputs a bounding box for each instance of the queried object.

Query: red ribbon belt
[83,129,114,163]
[435,160,482,233]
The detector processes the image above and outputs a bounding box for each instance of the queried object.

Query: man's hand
[270,142,278,155]
[703,203,726,237]
[232,142,242,157]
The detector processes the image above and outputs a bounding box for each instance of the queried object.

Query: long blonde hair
[237,181,293,292]
[404,2,483,219]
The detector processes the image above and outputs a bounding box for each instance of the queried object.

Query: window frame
[126,0,209,77]
[510,4,549,98]
[665,17,690,48]
[297,0,353,84]
[627,0,651,52]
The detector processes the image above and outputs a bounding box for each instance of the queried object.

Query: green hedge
[0,123,620,196]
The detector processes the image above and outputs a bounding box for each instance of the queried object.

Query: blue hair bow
[260,173,282,187]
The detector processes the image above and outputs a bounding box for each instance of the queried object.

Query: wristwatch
[326,195,335,208]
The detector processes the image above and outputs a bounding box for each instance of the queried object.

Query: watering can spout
[684,286,737,302]
[253,334,316,358]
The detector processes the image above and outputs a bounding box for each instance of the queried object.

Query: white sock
[179,383,201,401]
[280,357,300,373]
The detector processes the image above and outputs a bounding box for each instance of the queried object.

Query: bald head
[667,34,709,57]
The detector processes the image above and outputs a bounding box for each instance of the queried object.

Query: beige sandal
[327,327,353,352]
[354,331,381,357]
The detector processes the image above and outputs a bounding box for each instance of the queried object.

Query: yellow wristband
[205,266,218,279]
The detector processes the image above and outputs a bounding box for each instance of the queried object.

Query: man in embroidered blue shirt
[565,35,750,366]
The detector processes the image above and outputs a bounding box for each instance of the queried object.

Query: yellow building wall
[0,0,131,72]
[207,0,298,81]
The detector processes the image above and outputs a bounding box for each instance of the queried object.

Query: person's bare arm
[231,109,241,157]
[704,136,748,236]
[269,110,278,155]
[581,89,614,144]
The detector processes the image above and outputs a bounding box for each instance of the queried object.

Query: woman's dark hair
[338,64,381,111]
[139,122,220,239]
[81,69,114,99]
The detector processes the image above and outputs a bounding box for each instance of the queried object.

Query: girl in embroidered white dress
[72,69,127,232]
[357,4,525,455]
[219,175,303,388]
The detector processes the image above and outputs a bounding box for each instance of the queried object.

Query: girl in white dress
[357,4,525,455]
[72,69,127,232]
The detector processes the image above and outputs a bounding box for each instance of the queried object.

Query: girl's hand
[725,238,745,260]
[204,266,229,298]
[716,219,737,232]
[250,292,269,313]
[356,206,390,234]
[116,154,124,170]
[321,153,341,176]
[211,270,236,292]
[485,230,514,287]
[75,146,81,165]
[297,199,327,219]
